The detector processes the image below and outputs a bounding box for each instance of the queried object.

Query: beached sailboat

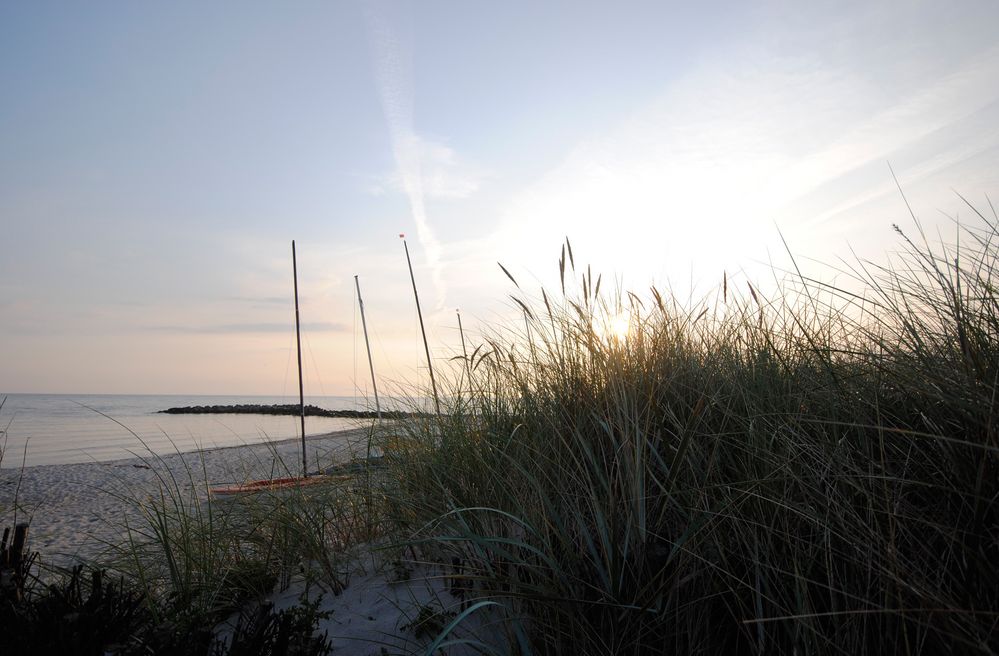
[211,240,327,498]
[212,235,437,495]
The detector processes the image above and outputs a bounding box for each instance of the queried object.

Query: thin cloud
[228,295,289,305]
[493,38,999,293]
[142,322,349,335]
[369,136,483,200]
[364,1,448,310]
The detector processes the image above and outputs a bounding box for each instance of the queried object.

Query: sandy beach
[1,428,369,566]
[0,427,499,654]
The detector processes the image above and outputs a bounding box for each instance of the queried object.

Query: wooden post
[1,523,29,602]
[11,524,26,563]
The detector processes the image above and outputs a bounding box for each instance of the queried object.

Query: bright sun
[598,311,631,342]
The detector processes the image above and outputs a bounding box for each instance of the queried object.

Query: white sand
[0,428,508,654]
[1,429,369,565]
[262,559,507,655]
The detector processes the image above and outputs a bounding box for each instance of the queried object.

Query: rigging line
[366,321,402,409]
[370,324,394,377]
[353,274,359,409]
[281,326,295,403]
[302,331,329,401]
[414,281,420,375]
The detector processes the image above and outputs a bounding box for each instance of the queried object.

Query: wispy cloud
[368,135,482,200]
[493,39,999,292]
[228,295,289,305]
[364,1,449,309]
[142,322,348,335]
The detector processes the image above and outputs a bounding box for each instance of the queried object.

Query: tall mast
[457,308,470,379]
[292,240,308,478]
[354,275,381,421]
[401,234,441,415]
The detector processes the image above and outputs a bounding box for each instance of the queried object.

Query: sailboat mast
[457,308,470,378]
[354,275,381,421]
[292,240,308,478]
[401,235,441,415]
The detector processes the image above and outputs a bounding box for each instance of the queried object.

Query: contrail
[364,2,446,310]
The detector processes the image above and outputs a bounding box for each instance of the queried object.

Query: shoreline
[0,426,373,567]
[1,426,371,471]
[0,393,380,468]
[1,426,498,653]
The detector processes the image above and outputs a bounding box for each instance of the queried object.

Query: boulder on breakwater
[158,404,416,419]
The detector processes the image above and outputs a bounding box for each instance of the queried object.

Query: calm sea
[0,394,383,468]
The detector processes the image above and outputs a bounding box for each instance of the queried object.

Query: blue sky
[2,1,998,395]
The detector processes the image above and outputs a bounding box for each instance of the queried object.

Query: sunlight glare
[596,311,632,343]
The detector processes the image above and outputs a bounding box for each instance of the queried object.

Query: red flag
[399,233,405,238]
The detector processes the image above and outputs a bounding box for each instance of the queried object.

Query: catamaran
[211,240,328,497]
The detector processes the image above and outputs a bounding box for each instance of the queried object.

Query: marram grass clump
[385,206,999,654]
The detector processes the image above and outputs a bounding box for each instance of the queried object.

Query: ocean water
[0,394,385,468]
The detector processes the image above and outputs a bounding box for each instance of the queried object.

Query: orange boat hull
[210,475,329,497]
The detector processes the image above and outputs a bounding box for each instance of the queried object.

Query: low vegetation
[0,562,332,655]
[385,199,999,654]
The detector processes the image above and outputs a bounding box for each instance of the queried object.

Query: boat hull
[210,475,329,498]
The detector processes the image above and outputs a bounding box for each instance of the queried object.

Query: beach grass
[22,428,375,654]
[108,443,377,602]
[380,200,999,654]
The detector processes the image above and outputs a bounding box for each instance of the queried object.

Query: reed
[383,201,999,654]
[100,435,379,634]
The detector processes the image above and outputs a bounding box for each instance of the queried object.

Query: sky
[2,0,998,396]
